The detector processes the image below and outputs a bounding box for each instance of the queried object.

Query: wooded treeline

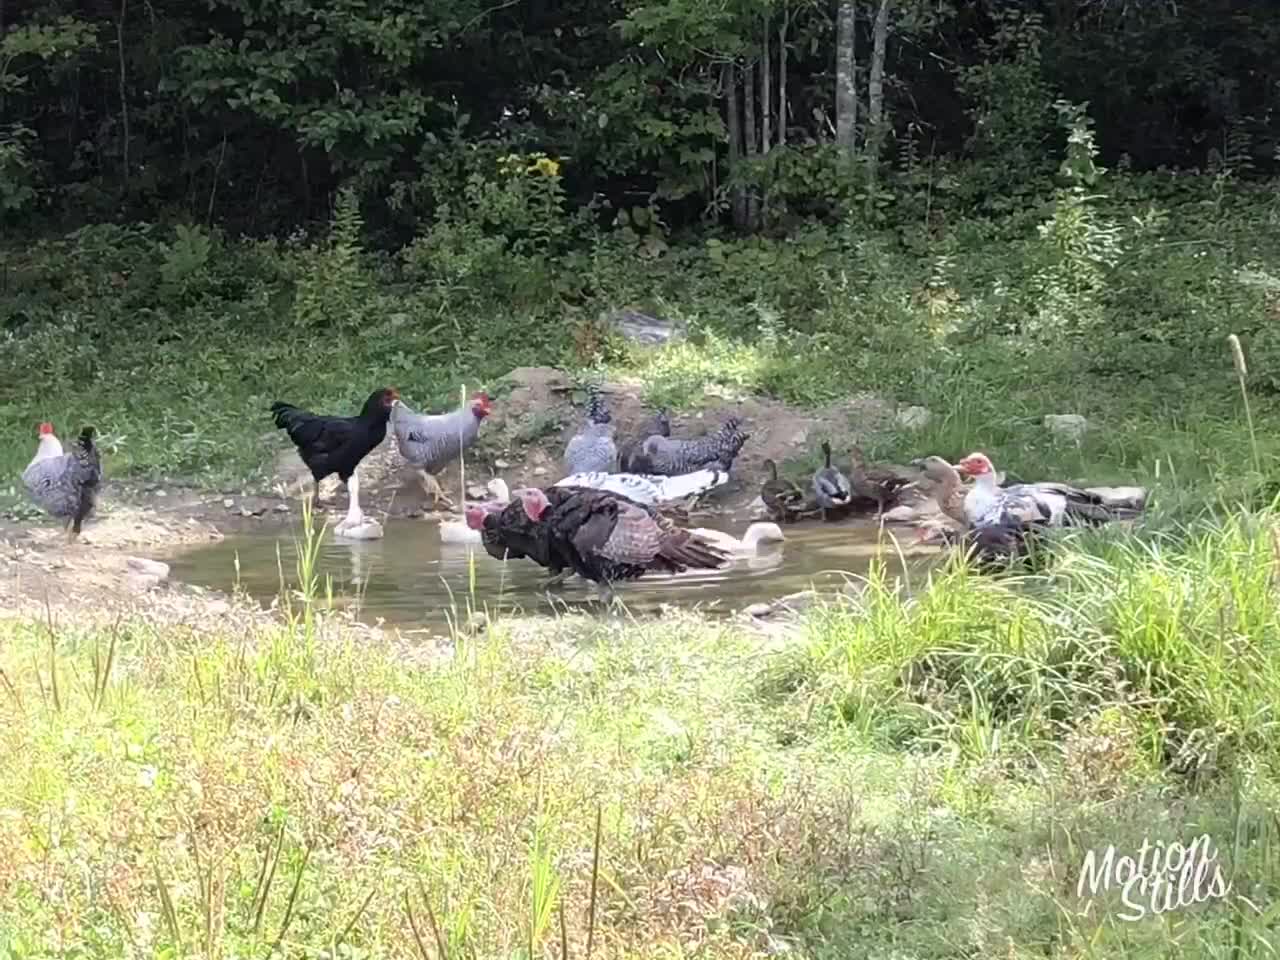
[3,0,1278,239]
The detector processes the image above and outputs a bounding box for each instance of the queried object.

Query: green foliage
[292,187,372,329]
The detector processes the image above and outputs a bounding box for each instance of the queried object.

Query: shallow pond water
[169,514,937,629]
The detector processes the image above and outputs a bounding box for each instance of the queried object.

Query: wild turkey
[512,485,730,599]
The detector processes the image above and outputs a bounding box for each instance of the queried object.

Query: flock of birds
[19,381,1145,603]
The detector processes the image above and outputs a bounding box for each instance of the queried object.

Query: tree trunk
[866,0,892,192]
[116,0,130,189]
[778,5,788,148]
[761,16,772,229]
[835,0,857,152]
[743,58,759,228]
[723,63,747,230]
[761,18,771,156]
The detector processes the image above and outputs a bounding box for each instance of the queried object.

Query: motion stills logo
[1077,834,1231,921]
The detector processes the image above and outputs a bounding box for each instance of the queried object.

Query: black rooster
[270,387,399,504]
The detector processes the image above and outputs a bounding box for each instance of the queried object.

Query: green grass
[5,511,1280,956]
[5,173,1280,518]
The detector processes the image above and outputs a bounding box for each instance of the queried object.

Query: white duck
[333,469,384,540]
[688,522,786,555]
[438,478,512,545]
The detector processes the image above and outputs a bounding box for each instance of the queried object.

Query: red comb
[37,422,54,435]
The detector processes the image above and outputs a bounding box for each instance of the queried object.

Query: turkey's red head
[471,392,493,419]
[464,505,489,531]
[37,422,54,437]
[515,487,550,521]
[955,452,994,477]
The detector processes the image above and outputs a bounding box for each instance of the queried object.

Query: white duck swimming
[438,478,512,545]
[333,469,384,540]
[688,522,786,555]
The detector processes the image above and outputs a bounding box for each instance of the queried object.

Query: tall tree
[865,0,892,191]
[835,0,857,151]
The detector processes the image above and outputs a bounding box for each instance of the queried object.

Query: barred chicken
[271,387,399,505]
[563,383,617,475]
[618,409,671,472]
[627,416,749,476]
[390,392,493,510]
[22,423,102,541]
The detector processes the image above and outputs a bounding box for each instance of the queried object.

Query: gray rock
[222,497,235,509]
[275,503,290,513]
[1044,414,1089,442]
[604,308,685,345]
[466,483,488,499]
[896,405,932,430]
[494,458,511,469]
[532,466,549,477]
[126,556,170,580]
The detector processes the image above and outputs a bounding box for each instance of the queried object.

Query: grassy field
[5,170,1280,956]
[3,174,1280,511]
[3,509,1280,957]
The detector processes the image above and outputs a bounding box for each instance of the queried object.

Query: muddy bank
[1,366,909,625]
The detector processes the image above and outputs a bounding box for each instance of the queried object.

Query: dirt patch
[268,365,900,518]
[1,365,905,624]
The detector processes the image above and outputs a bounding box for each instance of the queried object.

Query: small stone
[466,483,487,499]
[533,466,548,477]
[495,459,511,469]
[896,405,932,430]
[1044,413,1089,442]
[155,490,167,497]
[239,508,254,518]
[274,503,290,513]
[744,602,775,618]
[222,498,235,509]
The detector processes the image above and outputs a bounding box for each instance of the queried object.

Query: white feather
[554,469,728,505]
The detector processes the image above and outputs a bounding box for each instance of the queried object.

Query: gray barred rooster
[618,408,671,472]
[22,422,102,542]
[390,392,493,510]
[562,382,617,475]
[627,415,749,477]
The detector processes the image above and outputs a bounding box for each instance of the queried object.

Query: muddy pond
[170,515,937,630]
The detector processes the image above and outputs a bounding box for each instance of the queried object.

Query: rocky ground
[0,365,924,626]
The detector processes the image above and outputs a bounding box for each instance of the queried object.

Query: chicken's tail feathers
[74,426,102,474]
[584,381,611,425]
[71,428,101,535]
